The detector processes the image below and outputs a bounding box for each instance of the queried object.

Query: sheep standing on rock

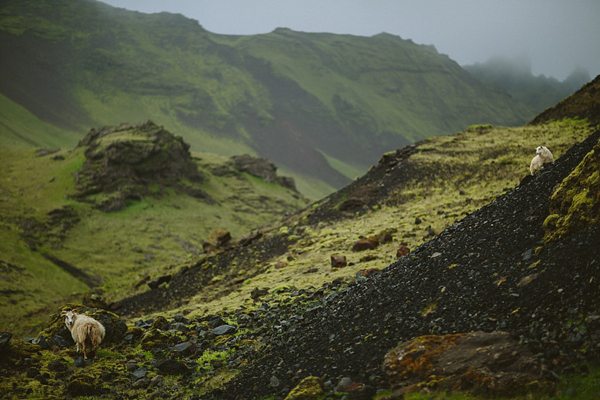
[530,145,554,175]
[61,310,105,360]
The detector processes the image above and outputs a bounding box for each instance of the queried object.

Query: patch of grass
[196,349,234,372]
[0,93,80,147]
[422,301,437,317]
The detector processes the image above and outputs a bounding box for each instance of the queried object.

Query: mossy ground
[0,144,309,337]
[1,118,596,399]
[396,362,600,399]
[543,138,600,242]
[136,119,593,324]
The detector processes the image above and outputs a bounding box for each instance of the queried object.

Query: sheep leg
[82,340,88,360]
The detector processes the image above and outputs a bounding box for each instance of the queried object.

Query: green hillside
[0,116,596,398]
[0,122,310,336]
[0,0,535,198]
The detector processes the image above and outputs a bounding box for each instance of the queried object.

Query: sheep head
[536,146,545,155]
[61,310,79,329]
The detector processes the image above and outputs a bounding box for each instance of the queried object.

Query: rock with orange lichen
[383,331,553,397]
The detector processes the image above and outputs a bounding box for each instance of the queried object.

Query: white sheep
[61,310,106,360]
[530,146,554,175]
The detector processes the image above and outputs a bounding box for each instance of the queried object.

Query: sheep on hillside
[61,310,106,360]
[530,145,554,175]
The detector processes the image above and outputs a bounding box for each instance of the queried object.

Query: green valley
[1,0,536,198]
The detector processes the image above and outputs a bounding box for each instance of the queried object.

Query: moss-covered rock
[73,121,209,211]
[66,372,102,397]
[140,329,171,351]
[383,331,552,397]
[544,139,600,242]
[284,376,325,399]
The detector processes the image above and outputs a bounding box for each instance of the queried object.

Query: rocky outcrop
[39,305,127,346]
[229,154,298,191]
[73,121,211,211]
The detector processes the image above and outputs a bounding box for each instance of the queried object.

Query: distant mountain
[464,55,591,113]
[0,0,534,197]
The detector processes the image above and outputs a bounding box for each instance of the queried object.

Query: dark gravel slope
[214,129,600,399]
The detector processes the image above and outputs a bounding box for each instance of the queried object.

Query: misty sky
[99,0,600,81]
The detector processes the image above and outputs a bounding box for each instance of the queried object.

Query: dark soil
[206,129,600,399]
[112,231,295,317]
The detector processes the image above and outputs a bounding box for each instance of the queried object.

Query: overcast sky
[99,0,599,81]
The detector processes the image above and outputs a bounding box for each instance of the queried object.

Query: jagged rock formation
[73,121,211,211]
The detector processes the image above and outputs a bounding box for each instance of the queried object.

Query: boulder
[148,274,172,290]
[212,325,237,335]
[284,376,324,400]
[352,237,378,252]
[338,185,379,211]
[330,254,347,268]
[275,261,288,269]
[396,244,411,258]
[151,316,169,331]
[140,329,170,351]
[202,228,232,253]
[356,268,381,278]
[383,331,551,397]
[230,154,278,183]
[41,305,127,346]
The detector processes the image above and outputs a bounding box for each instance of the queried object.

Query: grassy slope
[0,143,310,336]
[137,119,593,323]
[0,93,80,147]
[0,146,88,333]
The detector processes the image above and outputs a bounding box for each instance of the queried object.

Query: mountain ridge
[0,0,536,197]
